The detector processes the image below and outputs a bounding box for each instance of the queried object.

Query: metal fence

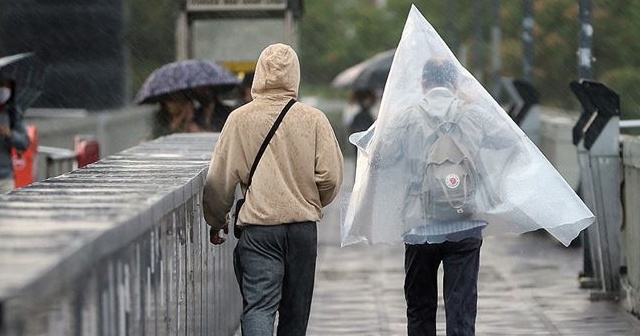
[38,145,77,178]
[186,0,287,10]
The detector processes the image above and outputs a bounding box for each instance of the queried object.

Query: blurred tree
[299,1,404,85]
[495,0,640,115]
[300,0,640,117]
[300,1,488,91]
[593,0,640,120]
[500,1,579,109]
[122,0,640,117]
[127,0,177,100]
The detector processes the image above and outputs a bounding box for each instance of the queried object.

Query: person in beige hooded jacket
[202,43,343,335]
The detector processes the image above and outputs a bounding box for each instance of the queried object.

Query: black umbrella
[0,52,47,112]
[332,49,395,91]
[135,59,240,104]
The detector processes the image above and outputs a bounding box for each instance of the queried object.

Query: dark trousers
[404,238,482,336]
[233,222,317,336]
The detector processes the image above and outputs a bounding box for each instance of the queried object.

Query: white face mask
[0,88,11,104]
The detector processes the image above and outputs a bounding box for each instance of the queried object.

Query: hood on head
[252,43,300,99]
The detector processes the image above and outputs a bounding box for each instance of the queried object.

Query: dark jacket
[0,104,30,179]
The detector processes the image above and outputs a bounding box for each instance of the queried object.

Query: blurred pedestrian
[202,43,343,336]
[148,91,201,140]
[239,71,255,105]
[347,88,376,135]
[342,88,379,157]
[191,85,235,132]
[135,59,240,136]
[0,78,30,193]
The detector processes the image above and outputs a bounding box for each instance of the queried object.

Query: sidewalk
[307,157,640,335]
[236,157,640,335]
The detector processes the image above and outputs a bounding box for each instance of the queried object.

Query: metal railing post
[570,79,622,300]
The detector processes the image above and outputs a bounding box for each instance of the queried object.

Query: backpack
[421,99,478,221]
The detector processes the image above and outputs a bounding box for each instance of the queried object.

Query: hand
[210,224,229,245]
[185,120,203,133]
[0,125,11,138]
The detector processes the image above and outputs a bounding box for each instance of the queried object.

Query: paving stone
[234,157,640,336]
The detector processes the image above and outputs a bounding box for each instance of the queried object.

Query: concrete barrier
[0,133,241,336]
[535,107,640,319]
[621,135,640,317]
[538,108,580,190]
[25,106,155,181]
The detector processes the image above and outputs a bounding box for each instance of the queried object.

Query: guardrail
[38,145,77,178]
[187,0,287,11]
[0,133,241,336]
[621,136,640,317]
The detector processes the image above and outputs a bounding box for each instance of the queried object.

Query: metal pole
[577,0,596,285]
[522,0,534,82]
[285,9,294,47]
[491,0,502,96]
[447,0,458,55]
[175,0,189,60]
[473,0,483,79]
[578,0,593,80]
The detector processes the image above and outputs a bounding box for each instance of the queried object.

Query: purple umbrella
[135,59,240,104]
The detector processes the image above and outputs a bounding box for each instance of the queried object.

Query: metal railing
[38,145,77,178]
[186,0,287,11]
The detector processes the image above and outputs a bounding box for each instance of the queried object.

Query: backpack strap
[419,98,459,132]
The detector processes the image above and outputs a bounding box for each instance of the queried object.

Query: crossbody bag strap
[247,98,296,187]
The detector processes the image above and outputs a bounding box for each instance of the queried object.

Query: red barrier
[75,135,100,168]
[12,124,38,188]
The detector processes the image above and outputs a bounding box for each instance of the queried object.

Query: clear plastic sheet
[341,5,594,247]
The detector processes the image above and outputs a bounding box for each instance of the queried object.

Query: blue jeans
[404,238,482,336]
[233,222,317,336]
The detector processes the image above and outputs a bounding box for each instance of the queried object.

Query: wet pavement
[237,157,640,335]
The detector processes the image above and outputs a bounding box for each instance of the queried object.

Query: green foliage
[126,0,640,114]
[600,67,640,120]
[299,1,406,85]
[126,0,177,99]
[495,1,573,108]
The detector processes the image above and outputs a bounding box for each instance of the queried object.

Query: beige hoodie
[202,44,344,231]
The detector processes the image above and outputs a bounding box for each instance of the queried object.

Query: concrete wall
[536,107,640,318]
[25,106,155,181]
[621,136,640,317]
[0,134,241,336]
[538,108,580,190]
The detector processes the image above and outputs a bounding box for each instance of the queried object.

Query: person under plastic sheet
[342,5,592,250]
[366,58,512,335]
[373,58,518,245]
[342,5,594,335]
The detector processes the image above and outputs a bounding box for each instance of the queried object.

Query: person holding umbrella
[148,91,201,140]
[332,50,391,157]
[0,52,43,193]
[346,88,377,155]
[238,71,255,105]
[0,77,30,193]
[136,59,240,138]
[191,85,236,132]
